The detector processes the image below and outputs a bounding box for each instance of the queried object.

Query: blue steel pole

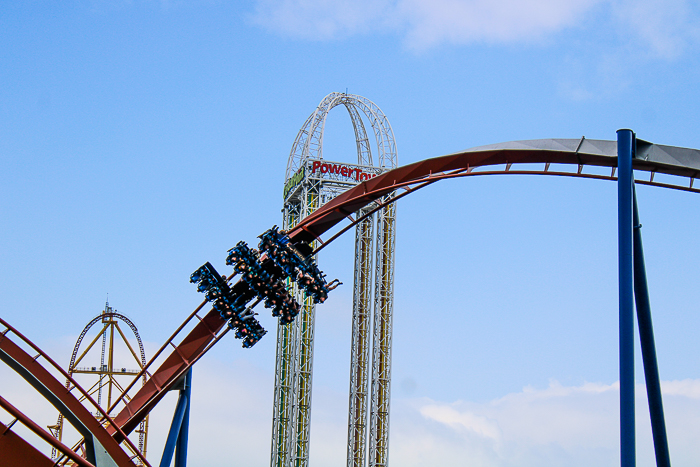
[633,192,672,467]
[160,382,190,467]
[618,129,635,467]
[174,370,192,467]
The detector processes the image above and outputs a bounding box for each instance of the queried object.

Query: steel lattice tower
[272,93,397,467]
[50,302,149,464]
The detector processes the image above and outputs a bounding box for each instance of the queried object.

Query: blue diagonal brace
[633,191,672,467]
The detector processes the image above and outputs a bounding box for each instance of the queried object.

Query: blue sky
[2,1,700,466]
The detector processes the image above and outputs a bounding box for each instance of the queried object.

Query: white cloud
[251,0,700,57]
[251,0,602,47]
[397,0,600,49]
[612,0,700,59]
[398,379,700,466]
[177,358,275,466]
[661,378,700,398]
[419,404,502,440]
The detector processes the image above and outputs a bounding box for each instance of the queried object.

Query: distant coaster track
[3,137,700,466]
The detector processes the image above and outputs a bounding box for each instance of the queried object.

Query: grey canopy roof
[463,137,700,178]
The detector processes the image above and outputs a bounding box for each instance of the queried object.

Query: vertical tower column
[290,188,320,467]
[271,203,302,467]
[271,299,300,467]
[617,129,636,467]
[291,292,318,467]
[369,200,397,467]
[347,210,375,467]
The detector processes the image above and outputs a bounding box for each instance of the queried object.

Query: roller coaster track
[3,137,700,466]
[286,138,700,245]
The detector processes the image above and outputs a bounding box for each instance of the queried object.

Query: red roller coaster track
[3,137,700,466]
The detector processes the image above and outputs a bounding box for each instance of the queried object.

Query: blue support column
[160,370,192,467]
[174,370,192,467]
[633,192,672,467]
[618,129,635,467]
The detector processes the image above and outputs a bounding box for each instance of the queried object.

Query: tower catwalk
[271,93,397,467]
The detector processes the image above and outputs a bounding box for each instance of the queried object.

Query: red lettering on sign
[309,161,378,182]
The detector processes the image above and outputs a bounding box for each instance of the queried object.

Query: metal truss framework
[273,93,398,467]
[0,318,149,467]
[347,207,373,467]
[368,200,395,467]
[51,304,149,465]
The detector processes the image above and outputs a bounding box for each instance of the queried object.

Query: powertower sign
[273,93,397,467]
[284,160,382,203]
[309,160,380,181]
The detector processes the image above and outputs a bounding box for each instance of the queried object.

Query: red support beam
[0,397,94,467]
[0,421,55,467]
[0,326,140,466]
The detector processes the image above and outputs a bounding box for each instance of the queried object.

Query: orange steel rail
[0,396,94,467]
[108,301,227,441]
[287,142,700,245]
[1,419,55,467]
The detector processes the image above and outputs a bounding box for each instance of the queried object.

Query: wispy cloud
[397,0,601,50]
[250,0,700,58]
[160,375,700,466]
[612,0,700,59]
[250,0,601,48]
[419,404,502,440]
[399,379,700,466]
[661,378,700,398]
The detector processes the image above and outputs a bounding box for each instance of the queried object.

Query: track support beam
[633,192,672,467]
[160,370,192,467]
[617,129,635,467]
